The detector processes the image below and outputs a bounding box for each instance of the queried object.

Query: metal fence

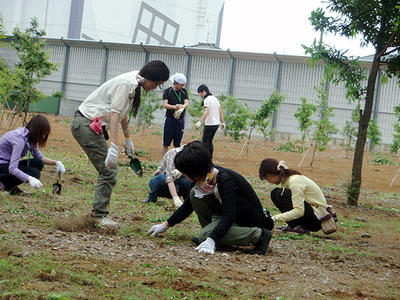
[1,38,399,144]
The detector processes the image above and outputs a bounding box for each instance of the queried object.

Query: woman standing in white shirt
[195,85,225,158]
[71,60,170,228]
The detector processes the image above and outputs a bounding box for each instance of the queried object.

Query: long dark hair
[25,114,51,147]
[259,158,301,181]
[174,141,212,180]
[130,60,170,117]
[197,84,212,106]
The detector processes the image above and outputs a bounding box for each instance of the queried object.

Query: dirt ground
[48,115,400,194]
[1,114,400,299]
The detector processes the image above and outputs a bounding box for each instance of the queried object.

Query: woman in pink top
[0,115,65,194]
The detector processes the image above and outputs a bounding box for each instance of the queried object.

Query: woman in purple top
[0,115,65,194]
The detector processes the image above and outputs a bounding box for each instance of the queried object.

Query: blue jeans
[147,174,191,202]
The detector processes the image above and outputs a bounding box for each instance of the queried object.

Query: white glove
[55,161,65,176]
[221,122,226,129]
[125,138,135,157]
[195,237,215,255]
[172,169,182,179]
[148,222,168,237]
[173,196,183,208]
[173,108,184,119]
[195,121,202,129]
[271,215,277,223]
[28,176,43,189]
[105,142,119,169]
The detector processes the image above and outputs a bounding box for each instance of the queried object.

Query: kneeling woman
[149,142,273,255]
[0,115,65,194]
[259,158,327,234]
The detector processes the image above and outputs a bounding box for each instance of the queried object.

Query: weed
[273,140,305,153]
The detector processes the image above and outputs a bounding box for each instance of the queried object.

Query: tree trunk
[347,56,380,206]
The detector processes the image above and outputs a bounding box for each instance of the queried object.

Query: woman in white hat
[161,73,189,158]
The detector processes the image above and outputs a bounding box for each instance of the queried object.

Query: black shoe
[191,236,200,245]
[9,186,25,195]
[247,228,272,255]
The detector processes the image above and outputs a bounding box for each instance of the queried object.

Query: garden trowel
[52,174,62,195]
[128,154,143,177]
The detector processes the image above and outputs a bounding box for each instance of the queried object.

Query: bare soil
[1,115,400,299]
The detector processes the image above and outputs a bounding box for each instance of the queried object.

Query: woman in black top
[161,73,189,158]
[148,141,273,255]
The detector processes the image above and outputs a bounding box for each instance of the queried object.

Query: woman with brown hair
[0,114,65,194]
[259,158,328,234]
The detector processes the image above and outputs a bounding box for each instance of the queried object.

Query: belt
[75,110,85,117]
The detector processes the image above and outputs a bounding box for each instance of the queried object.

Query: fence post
[140,43,149,65]
[271,53,282,141]
[183,46,192,88]
[227,49,236,96]
[100,40,109,83]
[60,38,71,115]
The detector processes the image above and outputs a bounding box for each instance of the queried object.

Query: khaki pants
[71,112,118,217]
[190,189,261,247]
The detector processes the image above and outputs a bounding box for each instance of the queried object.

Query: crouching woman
[149,141,273,255]
[259,158,328,234]
[0,115,65,194]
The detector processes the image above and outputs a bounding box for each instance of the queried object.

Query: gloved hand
[55,161,65,176]
[125,138,135,157]
[173,108,185,119]
[172,169,182,179]
[271,215,277,223]
[28,176,43,189]
[173,196,183,208]
[195,237,215,255]
[148,222,168,237]
[105,142,119,169]
[195,121,202,129]
[221,122,226,129]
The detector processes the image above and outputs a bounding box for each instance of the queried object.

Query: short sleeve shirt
[163,87,188,118]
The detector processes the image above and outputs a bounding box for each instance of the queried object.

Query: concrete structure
[0,0,224,47]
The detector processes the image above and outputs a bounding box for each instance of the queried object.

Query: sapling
[219,94,250,142]
[242,90,284,154]
[135,90,162,134]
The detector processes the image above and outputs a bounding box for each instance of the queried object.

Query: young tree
[341,106,360,159]
[366,118,382,150]
[187,90,203,123]
[294,97,316,146]
[9,17,57,125]
[309,76,338,166]
[391,105,400,154]
[219,94,250,142]
[135,90,162,133]
[241,90,284,154]
[304,1,400,206]
[389,105,400,187]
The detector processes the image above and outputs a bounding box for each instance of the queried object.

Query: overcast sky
[219,0,375,57]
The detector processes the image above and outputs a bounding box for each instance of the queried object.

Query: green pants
[190,189,261,247]
[71,113,118,217]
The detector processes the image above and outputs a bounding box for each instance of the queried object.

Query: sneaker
[276,225,309,234]
[288,225,310,235]
[247,228,272,255]
[276,225,292,232]
[97,217,119,229]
